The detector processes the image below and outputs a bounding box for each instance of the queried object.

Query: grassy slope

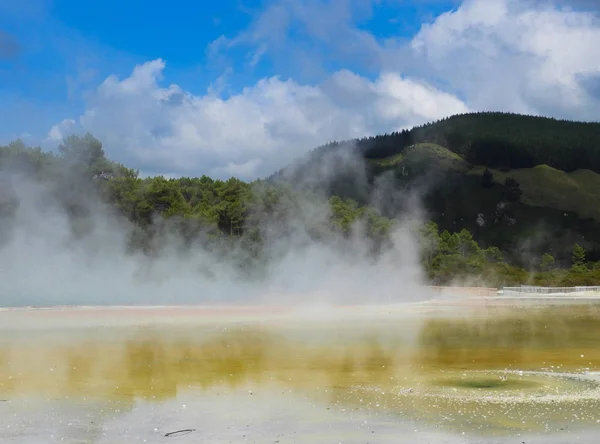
[370,153,403,168]
[280,127,600,262]
[374,145,600,224]
[371,143,467,170]
[467,165,600,222]
[425,175,600,264]
[371,145,600,262]
[369,143,470,181]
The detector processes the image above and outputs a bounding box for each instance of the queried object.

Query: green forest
[2,112,600,288]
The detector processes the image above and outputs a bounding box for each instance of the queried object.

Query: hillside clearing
[468,165,600,221]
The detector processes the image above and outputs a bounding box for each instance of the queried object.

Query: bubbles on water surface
[335,368,600,434]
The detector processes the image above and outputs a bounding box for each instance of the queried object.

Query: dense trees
[324,112,600,173]
[418,222,600,287]
[3,113,600,289]
[275,112,600,267]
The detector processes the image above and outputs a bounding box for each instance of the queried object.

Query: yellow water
[1,303,600,442]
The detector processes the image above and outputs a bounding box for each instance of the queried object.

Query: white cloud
[410,0,600,118]
[218,0,600,120]
[50,59,467,179]
[45,0,600,179]
[47,118,78,142]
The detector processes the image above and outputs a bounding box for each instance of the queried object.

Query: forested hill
[365,112,600,172]
[2,112,600,288]
[273,112,600,268]
[279,112,600,175]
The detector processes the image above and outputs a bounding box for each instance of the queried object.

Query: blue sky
[1,0,599,179]
[0,0,456,109]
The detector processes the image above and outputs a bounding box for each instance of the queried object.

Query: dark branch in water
[164,428,196,437]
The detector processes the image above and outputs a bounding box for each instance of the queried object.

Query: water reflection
[0,325,412,404]
[417,305,600,370]
[1,305,600,438]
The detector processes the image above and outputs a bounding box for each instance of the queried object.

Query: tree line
[1,133,600,288]
[298,112,600,174]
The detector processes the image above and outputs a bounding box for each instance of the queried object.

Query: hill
[467,165,600,221]
[3,113,600,289]
[273,112,600,265]
[362,112,600,172]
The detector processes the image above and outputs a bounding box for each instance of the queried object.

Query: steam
[0,144,430,307]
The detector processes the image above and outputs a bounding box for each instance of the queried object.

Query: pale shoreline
[2,284,600,327]
[6,284,600,314]
[1,295,599,316]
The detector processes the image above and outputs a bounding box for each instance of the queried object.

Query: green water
[1,304,600,440]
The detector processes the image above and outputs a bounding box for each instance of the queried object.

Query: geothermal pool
[1,302,600,443]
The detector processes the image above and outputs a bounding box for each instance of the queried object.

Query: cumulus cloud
[46,0,600,179]
[50,59,467,179]
[409,0,600,118]
[47,118,78,142]
[221,0,600,120]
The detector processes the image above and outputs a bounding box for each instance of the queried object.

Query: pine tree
[572,244,587,270]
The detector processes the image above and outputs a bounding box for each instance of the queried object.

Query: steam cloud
[0,145,429,308]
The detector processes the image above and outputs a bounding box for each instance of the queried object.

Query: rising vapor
[0,141,429,308]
